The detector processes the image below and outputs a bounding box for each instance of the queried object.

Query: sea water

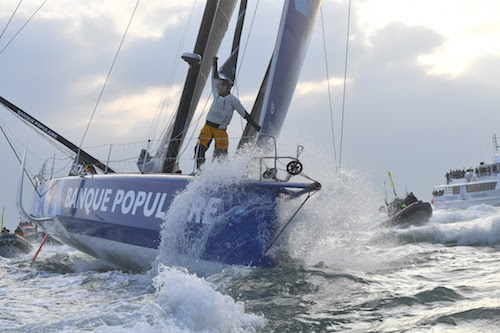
[1,161,500,332]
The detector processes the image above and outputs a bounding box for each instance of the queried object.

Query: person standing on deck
[194,57,261,168]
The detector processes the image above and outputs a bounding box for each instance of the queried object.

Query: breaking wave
[383,205,500,246]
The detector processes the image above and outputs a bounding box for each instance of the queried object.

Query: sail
[160,0,238,173]
[255,0,321,141]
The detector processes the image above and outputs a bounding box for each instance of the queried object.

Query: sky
[1,0,500,228]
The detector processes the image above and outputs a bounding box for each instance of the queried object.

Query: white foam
[152,154,255,275]
[151,264,263,332]
[85,265,263,333]
[129,155,265,332]
[432,204,500,224]
[379,203,500,246]
[400,217,500,246]
[281,167,384,270]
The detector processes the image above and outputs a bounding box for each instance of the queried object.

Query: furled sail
[219,0,247,84]
[242,0,321,145]
[157,0,237,173]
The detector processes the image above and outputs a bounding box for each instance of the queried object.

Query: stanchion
[32,234,49,261]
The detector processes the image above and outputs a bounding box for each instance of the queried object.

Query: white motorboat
[432,136,500,209]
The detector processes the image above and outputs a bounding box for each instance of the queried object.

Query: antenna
[493,134,499,154]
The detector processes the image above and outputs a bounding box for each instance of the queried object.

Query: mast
[493,134,500,163]
[162,1,217,173]
[0,96,115,174]
[162,0,237,173]
[219,0,247,83]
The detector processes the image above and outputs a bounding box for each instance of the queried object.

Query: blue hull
[31,174,314,270]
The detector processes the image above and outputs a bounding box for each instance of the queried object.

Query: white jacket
[206,77,246,130]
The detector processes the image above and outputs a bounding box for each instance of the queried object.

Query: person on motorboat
[404,192,418,206]
[15,227,25,238]
[1,227,10,234]
[388,193,418,215]
[194,56,261,169]
[387,198,405,216]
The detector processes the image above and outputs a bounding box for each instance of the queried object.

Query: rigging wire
[338,0,352,170]
[234,0,260,84]
[77,0,140,155]
[320,6,338,173]
[0,0,47,56]
[150,0,198,148]
[0,122,41,195]
[261,188,319,258]
[152,100,180,155]
[177,91,212,160]
[234,0,260,98]
[0,0,23,41]
[234,0,260,131]
[0,113,71,161]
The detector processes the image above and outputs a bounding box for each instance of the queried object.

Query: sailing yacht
[2,1,322,270]
[432,136,500,209]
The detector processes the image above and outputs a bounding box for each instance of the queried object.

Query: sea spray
[143,153,302,331]
[281,167,384,269]
[263,138,402,270]
[432,203,500,224]
[152,154,262,274]
[386,206,500,246]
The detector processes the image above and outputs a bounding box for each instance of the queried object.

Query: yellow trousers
[198,124,228,150]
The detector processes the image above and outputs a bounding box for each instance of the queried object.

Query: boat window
[466,182,497,193]
[452,186,460,195]
[478,167,489,177]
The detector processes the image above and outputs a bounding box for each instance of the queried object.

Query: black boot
[215,149,228,159]
[195,144,208,169]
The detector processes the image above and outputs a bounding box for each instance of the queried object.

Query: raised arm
[213,56,220,80]
[211,56,220,96]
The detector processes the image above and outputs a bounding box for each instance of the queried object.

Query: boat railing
[35,135,309,184]
[36,140,156,182]
[256,134,305,182]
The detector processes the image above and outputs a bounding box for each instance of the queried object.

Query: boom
[0,96,115,174]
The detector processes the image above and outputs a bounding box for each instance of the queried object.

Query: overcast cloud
[1,0,499,227]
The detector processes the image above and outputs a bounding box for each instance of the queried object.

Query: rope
[0,0,47,56]
[0,0,23,41]
[150,0,198,145]
[261,189,319,259]
[0,114,68,161]
[235,0,260,84]
[177,91,212,159]
[234,0,259,132]
[320,6,338,173]
[0,122,41,195]
[152,99,180,153]
[77,0,140,152]
[338,0,352,170]
[0,112,72,161]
